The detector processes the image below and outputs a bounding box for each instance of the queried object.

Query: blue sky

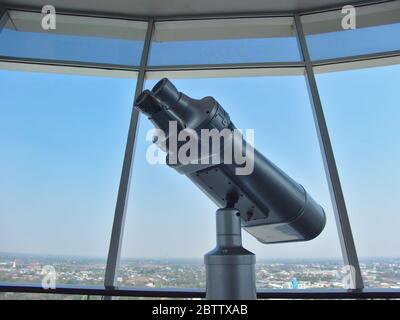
[316,65,400,259]
[0,71,135,257]
[1,63,399,260]
[123,65,400,260]
[122,75,342,260]
[0,18,399,261]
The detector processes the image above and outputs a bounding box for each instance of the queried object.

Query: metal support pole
[294,14,364,289]
[103,18,154,299]
[205,208,256,300]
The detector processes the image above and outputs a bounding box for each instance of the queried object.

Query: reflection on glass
[0,11,147,65]
[316,64,400,288]
[121,75,343,289]
[302,2,400,60]
[306,23,400,60]
[149,18,301,65]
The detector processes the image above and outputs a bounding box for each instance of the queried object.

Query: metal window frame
[0,55,141,72]
[1,0,400,298]
[294,14,364,289]
[0,5,7,31]
[1,282,400,299]
[103,19,154,298]
[0,0,391,21]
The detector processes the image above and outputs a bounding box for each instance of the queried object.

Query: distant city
[0,253,399,299]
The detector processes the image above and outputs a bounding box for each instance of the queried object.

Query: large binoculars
[135,78,326,244]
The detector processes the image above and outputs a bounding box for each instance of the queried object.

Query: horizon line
[1,251,399,261]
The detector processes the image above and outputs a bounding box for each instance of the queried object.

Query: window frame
[1,1,400,298]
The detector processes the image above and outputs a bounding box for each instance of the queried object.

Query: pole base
[204,208,256,300]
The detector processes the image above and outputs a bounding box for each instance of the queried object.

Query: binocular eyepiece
[136,78,231,132]
[135,78,180,117]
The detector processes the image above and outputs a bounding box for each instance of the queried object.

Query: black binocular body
[135,78,326,244]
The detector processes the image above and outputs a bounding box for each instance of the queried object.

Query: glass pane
[149,17,301,65]
[120,74,344,289]
[316,64,400,288]
[0,10,147,66]
[302,2,400,60]
[0,69,137,285]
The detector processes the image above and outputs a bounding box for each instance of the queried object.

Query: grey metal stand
[204,207,257,300]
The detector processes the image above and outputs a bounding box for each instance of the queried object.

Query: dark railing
[1,283,400,299]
